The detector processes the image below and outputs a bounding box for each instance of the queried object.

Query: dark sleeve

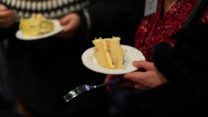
[0,24,18,41]
[0,28,11,40]
[0,110,23,117]
[129,23,208,110]
[86,0,145,45]
[71,10,89,41]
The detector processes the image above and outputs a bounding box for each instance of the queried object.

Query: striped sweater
[0,0,90,19]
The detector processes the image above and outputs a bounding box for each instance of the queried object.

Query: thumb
[59,15,71,26]
[133,61,154,71]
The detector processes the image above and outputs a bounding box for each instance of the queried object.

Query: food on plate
[92,37,124,69]
[19,14,54,36]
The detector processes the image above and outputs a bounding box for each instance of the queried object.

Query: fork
[63,79,118,102]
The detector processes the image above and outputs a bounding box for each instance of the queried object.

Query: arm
[105,24,208,110]
[129,23,208,110]
[56,0,145,45]
[0,4,15,40]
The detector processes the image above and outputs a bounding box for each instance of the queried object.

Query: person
[0,109,24,117]
[105,0,208,116]
[0,0,145,117]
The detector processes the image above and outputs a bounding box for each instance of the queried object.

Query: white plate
[16,19,64,40]
[81,45,145,75]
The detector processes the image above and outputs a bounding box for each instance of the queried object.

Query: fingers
[104,75,131,93]
[133,84,149,90]
[104,74,150,93]
[60,15,73,33]
[104,75,114,83]
[57,14,81,38]
[104,61,165,93]
[0,10,14,18]
[0,4,14,18]
[123,72,146,83]
[104,75,114,93]
[60,15,75,30]
[62,22,73,33]
[0,4,8,11]
[0,12,15,28]
[59,15,73,33]
[133,60,154,71]
[59,15,71,26]
[0,5,15,28]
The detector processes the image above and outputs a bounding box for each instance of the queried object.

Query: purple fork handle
[95,79,118,88]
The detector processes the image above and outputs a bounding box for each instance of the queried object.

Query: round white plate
[16,19,64,40]
[81,45,145,75]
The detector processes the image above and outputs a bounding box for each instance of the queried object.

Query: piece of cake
[92,37,124,69]
[19,14,54,36]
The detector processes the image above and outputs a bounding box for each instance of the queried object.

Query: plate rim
[81,45,145,75]
[16,19,64,41]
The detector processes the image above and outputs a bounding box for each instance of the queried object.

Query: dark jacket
[123,23,208,117]
[0,0,145,116]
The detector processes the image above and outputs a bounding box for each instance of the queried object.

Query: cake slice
[92,37,124,69]
[19,14,54,36]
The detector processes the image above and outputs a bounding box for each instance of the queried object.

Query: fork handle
[95,79,118,89]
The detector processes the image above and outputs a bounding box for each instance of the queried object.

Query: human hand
[55,13,81,39]
[123,61,167,91]
[0,4,15,29]
[104,75,133,93]
[104,61,167,93]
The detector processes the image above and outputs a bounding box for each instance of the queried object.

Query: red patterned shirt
[135,0,208,61]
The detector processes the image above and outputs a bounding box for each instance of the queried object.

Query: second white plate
[16,19,64,41]
[81,45,145,75]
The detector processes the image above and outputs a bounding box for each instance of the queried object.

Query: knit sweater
[0,0,90,19]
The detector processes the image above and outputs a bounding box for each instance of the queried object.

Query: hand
[104,61,167,93]
[55,13,81,39]
[104,75,133,93]
[0,4,15,29]
[123,61,167,91]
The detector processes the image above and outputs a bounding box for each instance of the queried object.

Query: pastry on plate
[19,14,54,37]
[92,37,124,69]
